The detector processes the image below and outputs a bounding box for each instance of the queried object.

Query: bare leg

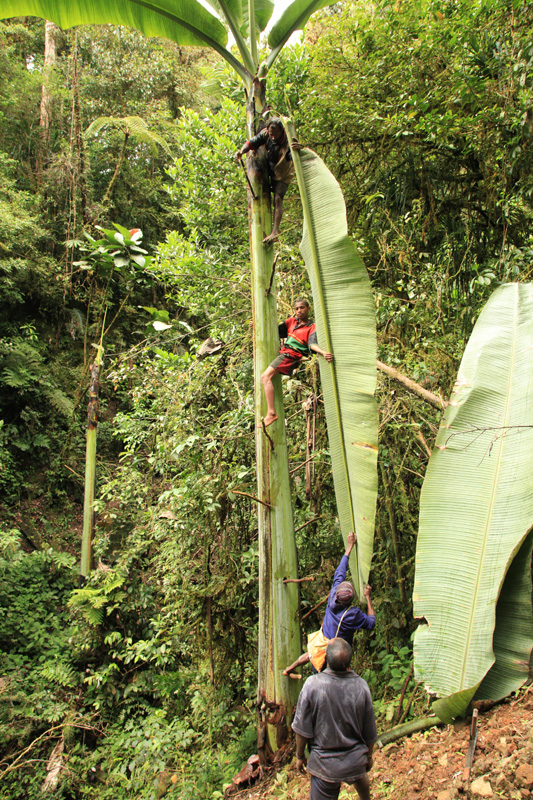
[261,365,279,427]
[283,652,310,676]
[263,193,284,244]
[353,774,371,800]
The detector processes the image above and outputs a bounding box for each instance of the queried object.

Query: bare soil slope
[234,686,533,800]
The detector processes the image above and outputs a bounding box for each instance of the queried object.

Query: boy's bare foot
[262,232,279,245]
[263,413,278,427]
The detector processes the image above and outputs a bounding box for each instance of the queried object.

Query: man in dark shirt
[260,298,333,427]
[234,117,301,244]
[283,532,375,676]
[292,638,377,800]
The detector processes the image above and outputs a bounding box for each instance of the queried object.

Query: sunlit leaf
[414,283,533,722]
[288,129,378,597]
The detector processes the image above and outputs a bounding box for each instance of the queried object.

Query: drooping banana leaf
[287,124,378,598]
[0,0,254,83]
[413,282,533,723]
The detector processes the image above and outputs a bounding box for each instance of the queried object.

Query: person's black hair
[326,638,352,672]
[294,298,310,307]
[265,117,284,130]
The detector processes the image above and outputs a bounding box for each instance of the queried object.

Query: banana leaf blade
[290,142,378,596]
[0,0,228,55]
[414,283,533,722]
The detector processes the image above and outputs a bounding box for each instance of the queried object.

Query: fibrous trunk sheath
[246,79,301,760]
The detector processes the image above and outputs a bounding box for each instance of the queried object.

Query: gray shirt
[291,669,378,783]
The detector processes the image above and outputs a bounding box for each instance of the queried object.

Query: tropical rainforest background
[1,0,532,797]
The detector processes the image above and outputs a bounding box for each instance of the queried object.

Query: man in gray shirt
[291,638,377,800]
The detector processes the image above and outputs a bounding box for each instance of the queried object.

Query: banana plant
[413,283,533,723]
[0,0,337,753]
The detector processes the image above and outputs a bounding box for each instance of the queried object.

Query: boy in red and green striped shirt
[261,299,333,427]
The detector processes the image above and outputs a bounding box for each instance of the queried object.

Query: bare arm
[310,343,333,362]
[345,531,356,556]
[295,733,309,774]
[363,584,375,617]
[234,141,252,162]
[366,742,375,771]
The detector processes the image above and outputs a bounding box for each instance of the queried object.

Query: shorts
[270,353,301,376]
[310,774,368,800]
[310,776,342,800]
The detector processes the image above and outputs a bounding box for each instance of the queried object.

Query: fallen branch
[282,576,314,584]
[377,360,447,410]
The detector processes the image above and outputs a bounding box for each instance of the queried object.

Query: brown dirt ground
[232,685,533,800]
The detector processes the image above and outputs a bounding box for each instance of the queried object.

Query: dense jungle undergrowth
[1,0,532,798]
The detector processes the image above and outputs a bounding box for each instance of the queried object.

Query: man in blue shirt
[292,638,377,800]
[283,532,375,677]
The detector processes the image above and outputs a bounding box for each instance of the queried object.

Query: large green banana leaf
[0,0,255,82]
[413,282,533,723]
[0,0,329,83]
[287,127,378,598]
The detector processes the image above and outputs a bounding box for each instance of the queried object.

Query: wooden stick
[283,576,314,584]
[393,662,414,725]
[416,429,433,458]
[231,489,272,509]
[238,155,257,199]
[377,359,447,410]
[289,454,317,475]
[261,418,275,451]
[301,595,328,620]
[265,252,279,297]
[294,516,320,533]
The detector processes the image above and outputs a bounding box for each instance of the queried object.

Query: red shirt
[279,317,317,359]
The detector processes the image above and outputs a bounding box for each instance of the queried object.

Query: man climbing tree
[234,117,301,244]
[283,532,375,677]
[260,298,333,427]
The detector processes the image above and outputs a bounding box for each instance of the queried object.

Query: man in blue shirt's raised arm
[283,532,375,678]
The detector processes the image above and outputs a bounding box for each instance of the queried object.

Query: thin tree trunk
[102,131,129,208]
[377,360,447,410]
[81,346,104,578]
[206,596,215,686]
[379,460,407,605]
[36,21,58,186]
[246,79,300,761]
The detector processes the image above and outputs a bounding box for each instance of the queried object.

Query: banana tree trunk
[81,345,104,578]
[245,79,301,760]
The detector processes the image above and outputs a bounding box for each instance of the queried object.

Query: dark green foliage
[301,0,533,328]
